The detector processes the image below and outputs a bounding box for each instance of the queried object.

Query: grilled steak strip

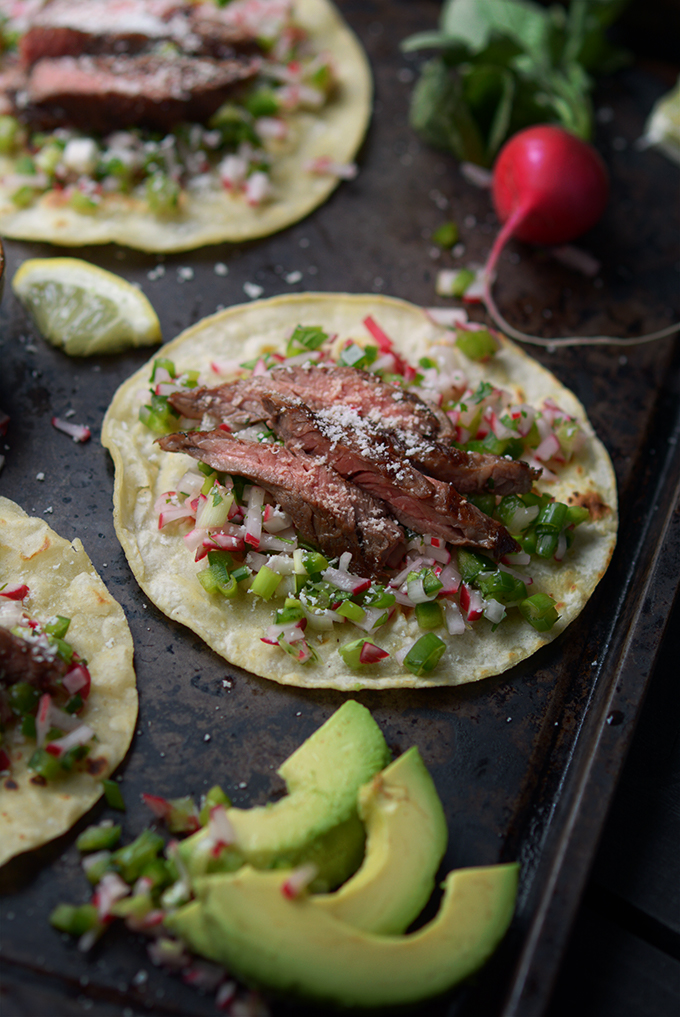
[263,395,519,559]
[0,625,68,692]
[168,368,538,496]
[19,0,265,67]
[156,431,406,577]
[20,52,261,132]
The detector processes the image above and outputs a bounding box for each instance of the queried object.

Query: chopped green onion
[145,170,180,214]
[302,551,329,575]
[246,88,280,117]
[69,190,99,215]
[110,892,154,920]
[445,268,475,297]
[535,531,559,558]
[403,633,446,676]
[102,778,126,811]
[11,184,39,208]
[275,600,306,625]
[140,856,174,891]
[48,634,74,665]
[21,714,37,739]
[469,493,496,516]
[519,593,560,632]
[337,342,378,370]
[338,637,381,668]
[250,565,282,600]
[286,324,328,356]
[84,851,113,886]
[536,501,568,532]
[77,822,122,853]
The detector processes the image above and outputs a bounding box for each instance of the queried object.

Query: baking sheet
[1,3,679,1015]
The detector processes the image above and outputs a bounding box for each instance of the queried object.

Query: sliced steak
[22,51,261,131]
[18,0,265,67]
[264,395,519,559]
[156,430,406,577]
[168,368,538,497]
[0,625,68,692]
[395,430,540,496]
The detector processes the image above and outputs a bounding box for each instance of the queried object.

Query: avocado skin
[166,863,520,1008]
[178,700,390,890]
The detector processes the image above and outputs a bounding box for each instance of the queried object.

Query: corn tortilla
[102,293,618,690]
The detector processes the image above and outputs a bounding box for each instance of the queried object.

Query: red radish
[478,124,680,347]
[491,125,609,253]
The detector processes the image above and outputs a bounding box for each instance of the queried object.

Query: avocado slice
[167,862,519,1008]
[312,746,448,934]
[179,700,391,890]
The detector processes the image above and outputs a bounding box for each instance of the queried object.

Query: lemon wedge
[12,257,162,356]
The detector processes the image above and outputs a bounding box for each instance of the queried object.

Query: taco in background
[0,498,137,865]
[0,0,370,252]
[102,293,617,691]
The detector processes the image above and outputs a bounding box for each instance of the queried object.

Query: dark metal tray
[1,3,679,1015]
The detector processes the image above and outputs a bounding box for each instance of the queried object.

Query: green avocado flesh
[179,700,391,890]
[312,745,448,934]
[166,863,519,1008]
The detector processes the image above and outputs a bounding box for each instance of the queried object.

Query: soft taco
[102,293,617,691]
[0,0,370,252]
[0,497,137,864]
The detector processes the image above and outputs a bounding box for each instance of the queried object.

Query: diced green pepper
[476,570,527,605]
[457,548,494,584]
[455,327,498,361]
[49,903,99,936]
[28,747,62,781]
[432,221,459,247]
[8,682,40,716]
[415,600,444,630]
[45,615,71,639]
[403,633,446,676]
[102,778,126,811]
[336,600,366,623]
[77,822,122,853]
[0,114,20,154]
[112,828,164,884]
[199,785,232,826]
[519,593,560,631]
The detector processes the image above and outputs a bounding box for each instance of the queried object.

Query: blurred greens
[402,0,630,166]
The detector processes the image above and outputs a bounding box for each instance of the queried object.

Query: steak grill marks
[156,430,406,577]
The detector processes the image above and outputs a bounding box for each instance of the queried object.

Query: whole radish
[479,125,679,347]
[493,125,609,247]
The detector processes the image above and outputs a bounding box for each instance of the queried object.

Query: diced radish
[52,417,91,442]
[359,641,389,664]
[534,433,561,462]
[208,804,236,853]
[215,981,238,1010]
[338,551,353,571]
[244,486,264,548]
[147,937,192,970]
[0,582,29,600]
[94,872,130,920]
[262,505,292,533]
[141,793,173,820]
[443,600,465,635]
[321,567,370,596]
[183,526,209,553]
[438,562,461,594]
[352,605,393,633]
[424,307,469,328]
[460,584,484,621]
[281,863,318,899]
[182,961,227,993]
[36,693,52,747]
[45,724,94,756]
[503,551,531,567]
[263,620,306,645]
[483,599,506,625]
[63,662,91,697]
[304,156,357,178]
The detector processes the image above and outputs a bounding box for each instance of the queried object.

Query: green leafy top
[402,0,630,166]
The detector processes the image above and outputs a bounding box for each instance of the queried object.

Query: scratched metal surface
[0,2,679,1016]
